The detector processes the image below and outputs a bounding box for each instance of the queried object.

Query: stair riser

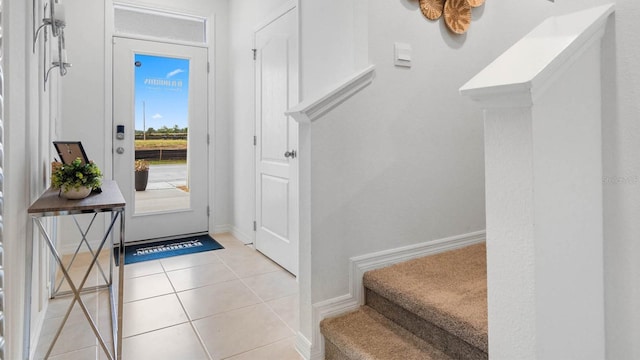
[324,339,352,360]
[366,289,487,360]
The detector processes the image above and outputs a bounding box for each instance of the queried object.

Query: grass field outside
[135,139,187,150]
[135,139,187,165]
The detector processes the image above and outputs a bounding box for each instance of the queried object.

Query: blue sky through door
[134,54,190,131]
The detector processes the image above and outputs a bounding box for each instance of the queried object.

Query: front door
[113,37,208,242]
[255,6,299,275]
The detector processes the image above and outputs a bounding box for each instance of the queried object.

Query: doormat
[115,234,224,265]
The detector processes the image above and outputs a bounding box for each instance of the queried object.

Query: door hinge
[207,62,210,73]
[207,134,210,145]
[253,221,257,231]
[253,135,257,146]
[207,206,210,217]
[252,49,257,61]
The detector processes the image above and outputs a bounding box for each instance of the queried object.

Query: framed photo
[53,141,90,165]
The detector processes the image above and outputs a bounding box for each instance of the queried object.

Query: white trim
[112,2,209,47]
[253,0,297,33]
[103,0,115,264]
[111,33,209,49]
[231,225,253,245]
[206,12,217,242]
[295,332,313,360]
[309,294,360,360]
[5,0,31,357]
[104,1,115,179]
[106,3,217,241]
[459,4,614,109]
[213,224,231,234]
[286,65,375,124]
[307,230,486,360]
[350,230,486,304]
[253,2,300,276]
[27,302,47,360]
[113,2,207,23]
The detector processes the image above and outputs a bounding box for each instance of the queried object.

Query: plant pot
[135,170,149,191]
[61,186,92,200]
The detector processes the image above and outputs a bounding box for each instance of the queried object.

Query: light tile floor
[35,233,302,360]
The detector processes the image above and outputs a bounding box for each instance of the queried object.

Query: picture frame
[53,141,90,165]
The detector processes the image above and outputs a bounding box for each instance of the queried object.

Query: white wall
[4,0,59,357]
[4,2,33,358]
[228,0,292,243]
[602,1,640,358]
[299,0,356,100]
[298,0,639,356]
[307,0,545,311]
[464,7,611,353]
[6,0,639,357]
[61,1,107,169]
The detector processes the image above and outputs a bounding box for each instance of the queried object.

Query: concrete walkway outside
[135,164,189,213]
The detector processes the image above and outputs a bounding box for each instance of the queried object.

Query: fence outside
[135,149,187,161]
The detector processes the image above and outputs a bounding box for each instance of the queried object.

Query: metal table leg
[50,214,111,297]
[33,212,122,360]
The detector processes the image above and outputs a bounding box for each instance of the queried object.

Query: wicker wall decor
[419,0,444,20]
[467,0,485,7]
[444,0,472,34]
[419,0,485,34]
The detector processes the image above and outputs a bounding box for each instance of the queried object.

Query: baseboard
[295,332,313,360]
[310,230,486,359]
[310,294,360,360]
[230,225,253,244]
[213,224,232,234]
[59,240,103,255]
[28,302,48,360]
[350,230,486,304]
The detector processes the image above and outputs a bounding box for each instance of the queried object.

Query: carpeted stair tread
[363,243,488,352]
[321,306,453,360]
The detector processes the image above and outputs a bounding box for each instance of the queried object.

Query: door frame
[112,37,210,241]
[253,0,300,268]
[103,3,218,236]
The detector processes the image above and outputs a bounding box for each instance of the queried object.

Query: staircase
[320,243,488,359]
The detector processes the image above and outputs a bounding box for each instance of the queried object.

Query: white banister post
[461,5,614,359]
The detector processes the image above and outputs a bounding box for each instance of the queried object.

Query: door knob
[284,150,297,159]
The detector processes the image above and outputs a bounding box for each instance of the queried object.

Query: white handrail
[286,65,376,123]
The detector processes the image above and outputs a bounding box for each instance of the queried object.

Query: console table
[27,180,125,359]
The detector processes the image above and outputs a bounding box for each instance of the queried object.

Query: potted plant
[51,157,103,199]
[135,159,150,191]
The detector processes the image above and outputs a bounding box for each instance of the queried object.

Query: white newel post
[461,5,614,360]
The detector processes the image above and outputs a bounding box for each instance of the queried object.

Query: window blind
[114,4,207,44]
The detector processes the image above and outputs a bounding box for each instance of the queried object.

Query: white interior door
[255,7,299,275]
[113,37,208,242]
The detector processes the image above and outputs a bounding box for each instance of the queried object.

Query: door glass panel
[134,54,190,214]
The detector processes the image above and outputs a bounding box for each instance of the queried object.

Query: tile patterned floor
[34,233,302,360]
